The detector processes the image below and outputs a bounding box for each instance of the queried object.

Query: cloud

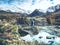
[0,0,60,13]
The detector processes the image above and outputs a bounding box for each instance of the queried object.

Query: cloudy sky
[0,0,60,13]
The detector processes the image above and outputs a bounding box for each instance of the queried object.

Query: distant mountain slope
[46,4,60,14]
[0,4,60,17]
[28,9,45,17]
[27,4,60,17]
[0,10,17,14]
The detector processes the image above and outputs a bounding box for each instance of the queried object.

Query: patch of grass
[11,26,17,31]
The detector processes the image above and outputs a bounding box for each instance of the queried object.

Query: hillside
[0,10,60,45]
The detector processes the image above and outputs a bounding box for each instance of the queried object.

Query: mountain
[47,4,60,13]
[0,4,60,17]
[28,9,45,17]
[53,4,60,12]
[28,4,60,17]
[0,9,44,17]
[0,10,28,17]
[0,10,15,14]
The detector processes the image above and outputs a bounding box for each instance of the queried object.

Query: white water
[21,26,60,44]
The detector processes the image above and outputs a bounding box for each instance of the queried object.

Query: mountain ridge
[0,4,60,17]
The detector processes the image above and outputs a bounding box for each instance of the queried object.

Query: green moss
[11,26,17,31]
[0,23,21,45]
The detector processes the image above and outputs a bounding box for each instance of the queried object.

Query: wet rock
[18,29,29,37]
